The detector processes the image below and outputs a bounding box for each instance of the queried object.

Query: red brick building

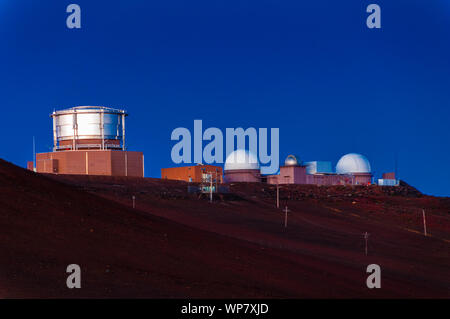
[36,150,143,177]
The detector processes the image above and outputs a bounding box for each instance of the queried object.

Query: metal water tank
[51,106,127,151]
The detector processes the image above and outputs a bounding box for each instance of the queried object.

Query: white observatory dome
[336,153,371,174]
[224,150,260,171]
[284,154,300,166]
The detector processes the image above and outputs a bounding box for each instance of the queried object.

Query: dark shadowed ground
[0,159,448,298]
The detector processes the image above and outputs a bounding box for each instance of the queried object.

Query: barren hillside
[0,159,448,298]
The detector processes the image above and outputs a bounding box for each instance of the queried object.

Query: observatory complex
[266,153,373,185]
[219,150,397,186]
[30,107,395,185]
[30,106,144,177]
[162,150,397,187]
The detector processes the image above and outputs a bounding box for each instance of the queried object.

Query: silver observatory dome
[224,149,260,171]
[336,153,371,174]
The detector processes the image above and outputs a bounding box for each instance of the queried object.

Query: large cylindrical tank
[51,106,127,151]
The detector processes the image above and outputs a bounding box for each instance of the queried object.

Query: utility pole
[284,206,289,228]
[215,171,218,194]
[32,136,36,171]
[422,209,427,236]
[210,173,213,203]
[276,183,280,209]
[394,151,398,180]
[364,232,370,256]
[132,195,136,209]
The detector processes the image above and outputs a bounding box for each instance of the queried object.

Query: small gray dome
[284,154,301,166]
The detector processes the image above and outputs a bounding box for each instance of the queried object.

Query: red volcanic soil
[0,159,449,298]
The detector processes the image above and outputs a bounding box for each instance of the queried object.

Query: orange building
[161,164,223,183]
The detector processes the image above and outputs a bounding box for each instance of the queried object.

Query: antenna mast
[33,136,36,171]
[394,151,398,180]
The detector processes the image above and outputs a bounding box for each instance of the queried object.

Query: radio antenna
[394,151,398,180]
[33,136,36,171]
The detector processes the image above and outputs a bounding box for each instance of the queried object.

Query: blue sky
[0,0,449,196]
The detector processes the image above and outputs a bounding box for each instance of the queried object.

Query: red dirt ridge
[0,158,449,298]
